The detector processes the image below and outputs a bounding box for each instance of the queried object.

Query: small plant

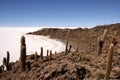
[105,44,114,80]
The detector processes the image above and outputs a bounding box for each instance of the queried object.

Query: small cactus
[3,57,7,66]
[40,47,43,59]
[34,52,38,62]
[98,38,104,55]
[47,50,49,56]
[98,29,107,55]
[105,44,114,80]
[20,36,26,71]
[49,50,52,61]
[65,37,69,55]
[101,29,107,41]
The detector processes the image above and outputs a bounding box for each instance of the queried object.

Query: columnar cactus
[105,44,114,80]
[65,38,69,55]
[6,51,10,71]
[65,30,70,55]
[49,50,52,61]
[98,29,107,55]
[3,57,6,70]
[20,36,26,71]
[47,50,49,56]
[34,52,37,62]
[40,47,43,59]
[3,57,6,66]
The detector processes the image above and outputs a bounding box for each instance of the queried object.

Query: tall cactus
[105,44,114,80]
[6,51,10,71]
[20,36,26,71]
[65,30,70,55]
[40,47,43,59]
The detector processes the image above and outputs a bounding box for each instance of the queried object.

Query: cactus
[111,32,117,45]
[98,37,104,55]
[98,29,107,55]
[20,36,26,71]
[40,47,43,59]
[34,52,37,62]
[105,44,114,80]
[49,50,52,61]
[68,45,72,53]
[6,51,10,71]
[47,50,49,56]
[3,57,7,66]
[65,37,69,55]
[101,29,107,41]
[65,30,70,55]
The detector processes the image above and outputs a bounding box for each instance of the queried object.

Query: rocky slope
[0,23,120,80]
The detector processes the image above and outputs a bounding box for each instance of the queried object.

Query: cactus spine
[20,36,26,71]
[105,44,114,80]
[40,47,43,59]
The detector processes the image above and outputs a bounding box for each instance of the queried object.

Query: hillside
[0,23,120,80]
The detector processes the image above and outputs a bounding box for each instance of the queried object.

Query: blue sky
[0,0,120,28]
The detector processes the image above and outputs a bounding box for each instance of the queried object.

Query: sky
[0,0,120,28]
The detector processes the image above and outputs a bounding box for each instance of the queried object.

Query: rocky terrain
[0,23,120,80]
